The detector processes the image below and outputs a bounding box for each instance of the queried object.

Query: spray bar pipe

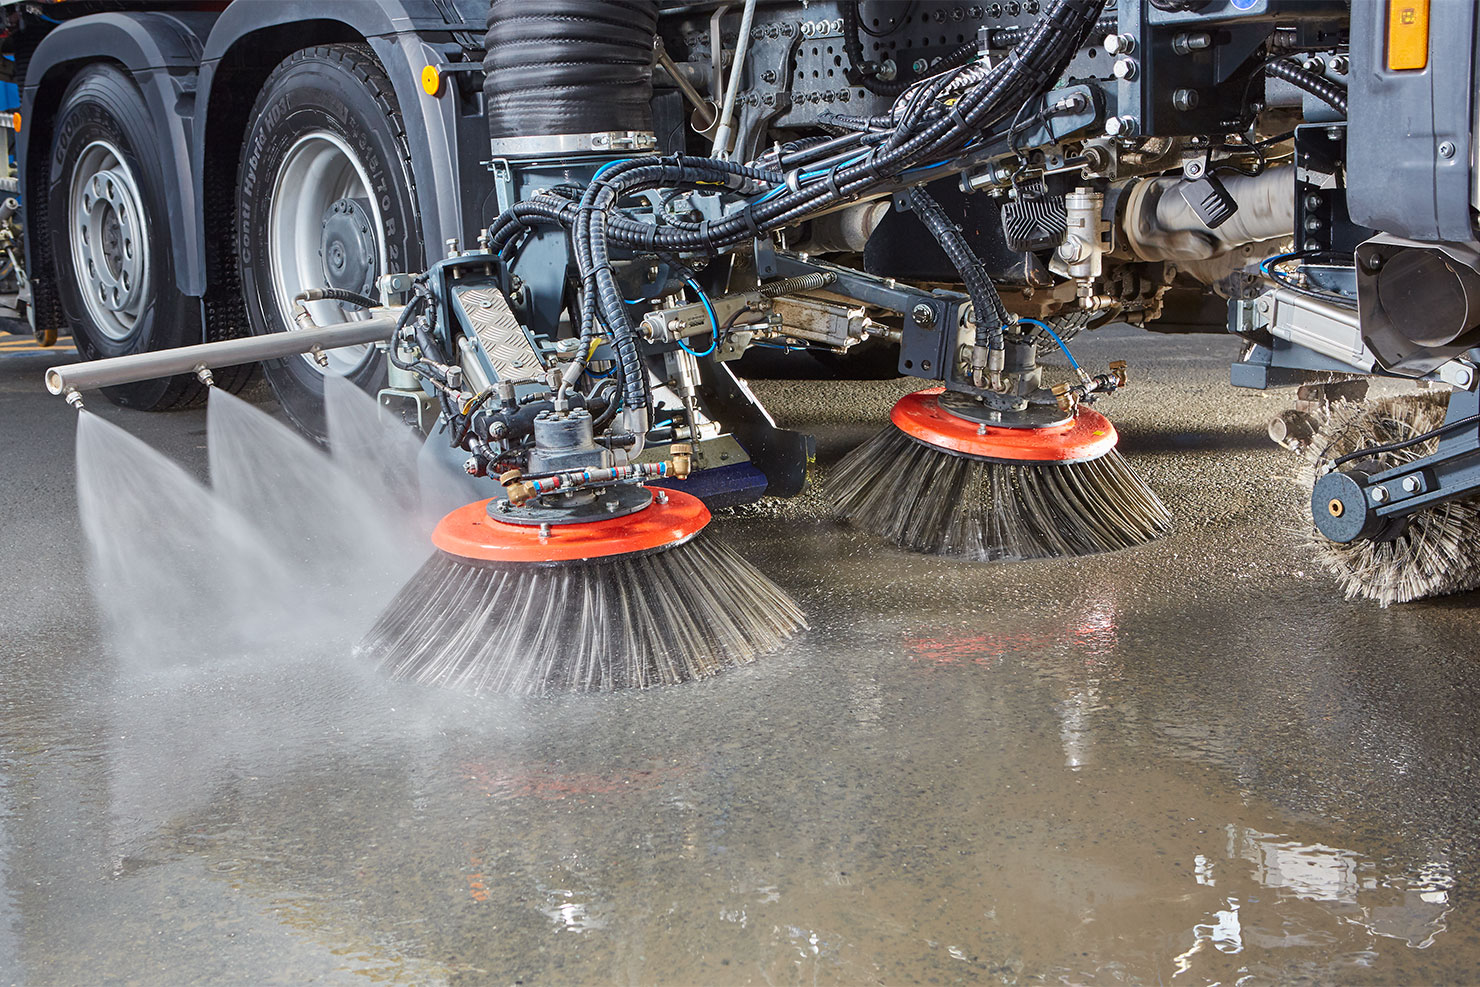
[44,315,399,398]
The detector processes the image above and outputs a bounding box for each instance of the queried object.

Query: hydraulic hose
[294,287,379,309]
[1265,58,1348,117]
[496,0,1102,264]
[987,13,1116,49]
[904,187,1009,353]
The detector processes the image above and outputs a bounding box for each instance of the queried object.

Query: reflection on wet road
[4,329,1480,984]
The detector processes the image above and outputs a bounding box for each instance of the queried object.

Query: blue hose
[1008,317,1081,372]
[678,279,720,358]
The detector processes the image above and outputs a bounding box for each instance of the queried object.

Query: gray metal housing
[1346,0,1477,242]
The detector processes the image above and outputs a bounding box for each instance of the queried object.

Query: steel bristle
[828,425,1171,560]
[1301,393,1480,607]
[357,532,807,695]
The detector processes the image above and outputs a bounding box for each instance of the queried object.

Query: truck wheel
[47,64,205,410]
[237,44,423,440]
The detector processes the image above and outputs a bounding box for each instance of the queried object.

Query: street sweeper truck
[12,0,1480,690]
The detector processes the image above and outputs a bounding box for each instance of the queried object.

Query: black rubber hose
[301,287,378,309]
[487,0,1103,365]
[476,0,1102,423]
[988,13,1115,49]
[1265,58,1348,117]
[483,0,659,141]
[904,187,1008,350]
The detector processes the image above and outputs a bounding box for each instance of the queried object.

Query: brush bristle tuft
[828,425,1171,560]
[358,532,806,695]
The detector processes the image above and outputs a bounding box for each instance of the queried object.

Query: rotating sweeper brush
[359,477,805,695]
[1303,393,1480,607]
[354,371,806,694]
[829,327,1171,561]
[828,185,1168,561]
[830,388,1171,560]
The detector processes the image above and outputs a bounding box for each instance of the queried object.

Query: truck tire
[237,44,423,440]
[47,64,209,410]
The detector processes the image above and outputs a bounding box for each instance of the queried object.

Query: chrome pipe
[44,315,398,397]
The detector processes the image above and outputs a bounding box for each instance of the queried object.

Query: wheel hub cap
[319,197,377,296]
[68,141,151,342]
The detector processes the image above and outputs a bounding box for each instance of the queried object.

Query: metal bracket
[1313,387,1480,542]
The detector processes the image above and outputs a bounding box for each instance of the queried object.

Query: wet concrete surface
[4,327,1480,984]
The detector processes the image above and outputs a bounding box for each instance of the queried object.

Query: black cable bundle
[903,186,1009,355]
[479,0,1107,430]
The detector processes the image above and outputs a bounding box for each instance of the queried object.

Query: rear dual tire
[48,64,238,409]
[237,44,423,440]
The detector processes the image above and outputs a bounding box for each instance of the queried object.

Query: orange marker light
[9,112,19,132]
[421,64,442,97]
[1387,0,1430,71]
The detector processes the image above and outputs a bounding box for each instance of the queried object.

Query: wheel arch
[191,2,478,305]
[19,11,219,333]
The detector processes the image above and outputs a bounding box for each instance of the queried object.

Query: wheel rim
[266,130,387,377]
[68,140,151,343]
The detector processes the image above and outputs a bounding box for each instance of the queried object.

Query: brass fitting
[1052,381,1078,414]
[671,443,693,479]
[1108,360,1127,388]
[499,468,537,507]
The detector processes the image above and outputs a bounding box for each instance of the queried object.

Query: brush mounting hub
[436,488,711,564]
[891,388,1118,464]
[937,389,1072,430]
[489,483,654,526]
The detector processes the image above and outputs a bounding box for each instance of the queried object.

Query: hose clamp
[487,131,658,159]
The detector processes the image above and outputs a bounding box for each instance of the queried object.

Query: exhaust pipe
[45,316,399,404]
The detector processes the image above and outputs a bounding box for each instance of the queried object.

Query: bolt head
[1104,115,1139,138]
[1439,141,1457,159]
[1401,475,1421,493]
[1370,486,1389,504]
[1112,58,1138,81]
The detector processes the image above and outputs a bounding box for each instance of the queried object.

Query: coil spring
[756,272,837,298]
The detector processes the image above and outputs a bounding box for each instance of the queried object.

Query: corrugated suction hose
[483,0,660,142]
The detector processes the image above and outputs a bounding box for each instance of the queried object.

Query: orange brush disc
[890,388,1118,463]
[431,487,711,564]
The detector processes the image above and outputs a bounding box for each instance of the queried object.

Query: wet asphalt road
[4,326,1480,985]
